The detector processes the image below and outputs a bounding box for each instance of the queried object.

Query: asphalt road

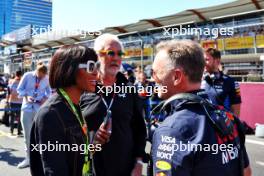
[0,123,264,176]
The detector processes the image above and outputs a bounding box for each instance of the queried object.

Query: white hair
[93,33,124,51]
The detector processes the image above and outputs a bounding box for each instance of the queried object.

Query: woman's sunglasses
[79,60,100,73]
[99,50,125,57]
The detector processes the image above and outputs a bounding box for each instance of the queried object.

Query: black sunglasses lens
[118,51,124,57]
[107,50,115,57]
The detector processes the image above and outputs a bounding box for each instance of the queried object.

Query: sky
[52,0,236,31]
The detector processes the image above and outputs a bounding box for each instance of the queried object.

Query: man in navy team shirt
[201,48,241,116]
[151,40,251,176]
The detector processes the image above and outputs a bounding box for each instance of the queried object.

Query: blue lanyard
[33,76,40,97]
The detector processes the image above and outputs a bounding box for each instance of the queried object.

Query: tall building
[0,0,52,36]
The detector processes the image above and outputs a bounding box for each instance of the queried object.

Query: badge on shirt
[82,161,90,176]
[156,160,171,171]
[156,172,167,176]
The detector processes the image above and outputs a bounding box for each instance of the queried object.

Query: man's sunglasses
[99,50,125,57]
[79,60,100,73]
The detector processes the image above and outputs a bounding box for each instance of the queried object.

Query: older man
[80,33,146,176]
[151,40,251,176]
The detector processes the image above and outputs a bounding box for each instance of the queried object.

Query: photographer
[17,62,51,168]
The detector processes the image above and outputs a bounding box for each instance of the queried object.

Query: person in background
[135,71,151,122]
[0,73,7,99]
[10,73,16,79]
[125,69,136,84]
[17,62,51,168]
[0,73,8,89]
[201,48,241,116]
[134,66,142,79]
[7,70,23,136]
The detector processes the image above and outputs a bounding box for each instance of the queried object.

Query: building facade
[0,0,52,36]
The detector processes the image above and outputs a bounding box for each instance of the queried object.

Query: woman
[7,70,23,136]
[30,45,110,176]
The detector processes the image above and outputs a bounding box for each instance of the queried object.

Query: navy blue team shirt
[201,71,241,110]
[151,91,249,176]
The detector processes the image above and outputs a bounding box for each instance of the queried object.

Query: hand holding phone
[103,110,112,133]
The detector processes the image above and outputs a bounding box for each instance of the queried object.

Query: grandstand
[1,0,264,81]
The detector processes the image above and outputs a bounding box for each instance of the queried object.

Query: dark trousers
[9,103,22,134]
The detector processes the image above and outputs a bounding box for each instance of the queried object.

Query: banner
[2,25,31,42]
[201,40,215,49]
[224,36,254,50]
[200,39,224,51]
[124,47,153,58]
[217,39,224,51]
[256,35,264,48]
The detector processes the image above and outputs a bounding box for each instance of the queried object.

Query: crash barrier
[0,99,21,123]
[0,108,21,111]
[255,124,264,137]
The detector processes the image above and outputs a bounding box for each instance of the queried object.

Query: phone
[103,110,112,132]
[103,110,112,125]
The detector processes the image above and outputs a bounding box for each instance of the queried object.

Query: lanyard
[101,95,115,128]
[33,76,41,97]
[58,88,91,175]
[101,94,115,111]
[35,76,40,90]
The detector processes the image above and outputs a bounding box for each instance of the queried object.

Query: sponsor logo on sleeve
[156,160,172,171]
